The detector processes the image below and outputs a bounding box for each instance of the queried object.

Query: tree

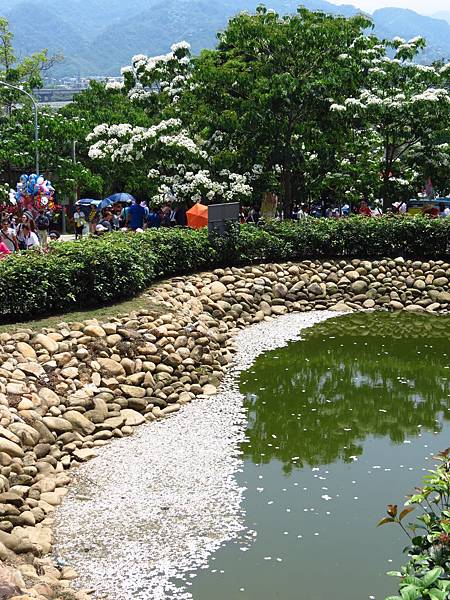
[86,43,252,205]
[180,7,373,216]
[331,37,450,207]
[0,18,61,111]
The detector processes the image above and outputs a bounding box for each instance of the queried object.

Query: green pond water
[190,312,450,600]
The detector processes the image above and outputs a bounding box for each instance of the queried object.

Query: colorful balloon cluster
[16,174,56,210]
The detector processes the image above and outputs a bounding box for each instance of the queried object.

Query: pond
[190,312,450,600]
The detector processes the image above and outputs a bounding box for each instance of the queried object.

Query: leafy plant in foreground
[378,448,450,600]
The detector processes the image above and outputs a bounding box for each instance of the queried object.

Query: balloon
[37,176,44,185]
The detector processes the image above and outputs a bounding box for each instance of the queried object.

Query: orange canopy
[186,203,208,229]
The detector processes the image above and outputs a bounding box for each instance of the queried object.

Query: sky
[346,0,449,15]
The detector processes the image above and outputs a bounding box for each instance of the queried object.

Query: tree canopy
[1,6,450,211]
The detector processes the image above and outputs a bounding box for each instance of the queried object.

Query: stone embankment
[0,258,448,599]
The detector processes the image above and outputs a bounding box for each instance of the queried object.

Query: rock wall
[0,258,449,599]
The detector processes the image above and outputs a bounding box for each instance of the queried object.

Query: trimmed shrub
[0,216,449,322]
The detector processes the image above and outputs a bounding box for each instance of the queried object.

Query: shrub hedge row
[0,216,449,322]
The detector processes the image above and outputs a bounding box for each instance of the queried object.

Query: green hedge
[0,216,449,322]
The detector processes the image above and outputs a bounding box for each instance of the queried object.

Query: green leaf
[422,567,443,588]
[399,586,421,600]
[428,589,446,600]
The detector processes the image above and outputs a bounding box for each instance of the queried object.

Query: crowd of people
[284,199,450,220]
[73,199,188,238]
[0,209,60,258]
[1,195,449,259]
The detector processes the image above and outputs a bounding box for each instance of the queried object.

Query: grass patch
[0,292,167,334]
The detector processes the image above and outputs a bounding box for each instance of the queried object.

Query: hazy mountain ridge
[2,0,450,76]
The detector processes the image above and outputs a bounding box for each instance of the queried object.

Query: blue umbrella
[101,193,135,209]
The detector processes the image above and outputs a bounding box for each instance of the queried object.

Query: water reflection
[241,313,450,472]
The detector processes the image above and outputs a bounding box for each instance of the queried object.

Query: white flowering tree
[87,117,252,206]
[330,36,450,207]
[88,42,253,206]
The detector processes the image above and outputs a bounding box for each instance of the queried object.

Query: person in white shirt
[21,225,40,249]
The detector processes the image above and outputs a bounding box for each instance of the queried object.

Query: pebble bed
[53,311,339,600]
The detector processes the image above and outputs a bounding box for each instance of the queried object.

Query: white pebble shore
[53,311,341,600]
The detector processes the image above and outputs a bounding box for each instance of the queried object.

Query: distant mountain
[373,8,450,63]
[433,11,450,25]
[2,0,450,77]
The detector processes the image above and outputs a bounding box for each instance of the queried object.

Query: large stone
[120,409,146,427]
[127,397,147,411]
[210,281,227,296]
[271,305,288,315]
[73,448,98,462]
[433,277,448,287]
[17,525,53,554]
[98,358,126,377]
[307,282,323,296]
[350,280,368,294]
[8,423,40,447]
[203,384,217,396]
[102,416,125,429]
[63,411,95,435]
[405,304,425,313]
[38,388,60,408]
[330,302,352,312]
[15,342,36,359]
[34,334,58,354]
[42,417,73,433]
[6,382,28,396]
[389,300,404,311]
[83,325,106,338]
[273,283,288,298]
[120,385,146,398]
[0,439,24,458]
[436,291,450,303]
[17,362,45,378]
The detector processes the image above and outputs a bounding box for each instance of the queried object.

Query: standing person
[73,205,87,239]
[120,203,131,228]
[16,214,35,249]
[147,207,161,228]
[160,204,172,227]
[21,224,40,249]
[174,204,187,227]
[35,208,50,248]
[127,198,146,231]
[112,205,121,230]
[0,219,18,252]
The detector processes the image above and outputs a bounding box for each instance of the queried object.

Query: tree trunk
[382,171,391,212]
[282,170,293,220]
